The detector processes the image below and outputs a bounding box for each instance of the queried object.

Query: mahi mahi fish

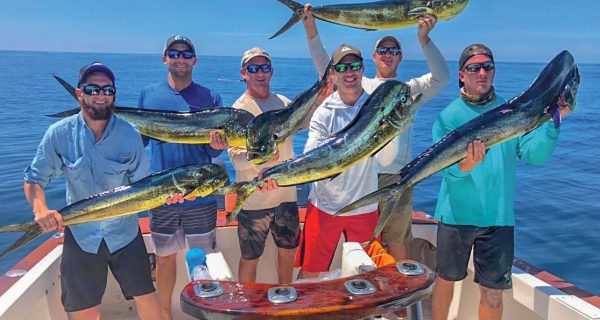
[216,80,422,224]
[48,75,254,147]
[335,50,580,241]
[270,0,469,39]
[0,164,228,257]
[245,62,333,165]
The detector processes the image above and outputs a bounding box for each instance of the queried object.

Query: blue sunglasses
[165,49,195,59]
[245,64,272,73]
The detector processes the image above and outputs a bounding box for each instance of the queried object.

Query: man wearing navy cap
[24,62,161,319]
[139,35,227,320]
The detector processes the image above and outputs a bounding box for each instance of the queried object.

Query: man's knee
[480,286,503,309]
[155,253,177,265]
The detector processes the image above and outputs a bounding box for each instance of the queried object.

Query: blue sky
[1,0,599,63]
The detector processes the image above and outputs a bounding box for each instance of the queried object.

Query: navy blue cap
[77,62,116,88]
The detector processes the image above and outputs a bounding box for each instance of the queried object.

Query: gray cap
[374,35,402,52]
[332,44,363,65]
[163,35,196,56]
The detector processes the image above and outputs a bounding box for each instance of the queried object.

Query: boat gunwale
[0,210,598,311]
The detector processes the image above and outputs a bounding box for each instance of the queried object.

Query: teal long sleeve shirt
[432,96,560,227]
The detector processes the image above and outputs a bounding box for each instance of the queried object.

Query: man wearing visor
[228,47,300,284]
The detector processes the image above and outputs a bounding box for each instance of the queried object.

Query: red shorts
[294,201,378,273]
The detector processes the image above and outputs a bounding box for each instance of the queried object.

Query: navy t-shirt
[138,81,223,206]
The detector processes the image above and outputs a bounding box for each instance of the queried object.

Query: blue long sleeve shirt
[24,113,151,253]
[138,81,223,207]
[432,96,560,227]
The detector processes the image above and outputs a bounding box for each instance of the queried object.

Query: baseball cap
[458,43,494,87]
[241,47,271,66]
[77,62,115,87]
[163,35,196,56]
[332,44,363,65]
[374,35,402,52]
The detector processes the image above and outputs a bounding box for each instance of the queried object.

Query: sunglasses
[375,47,401,56]
[463,61,495,73]
[82,84,116,96]
[333,61,363,73]
[245,64,272,73]
[165,49,195,59]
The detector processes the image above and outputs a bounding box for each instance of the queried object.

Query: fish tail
[53,75,78,101]
[269,0,304,39]
[215,181,258,225]
[0,222,44,258]
[334,184,404,216]
[370,189,405,242]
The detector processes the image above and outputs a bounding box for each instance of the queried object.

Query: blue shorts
[436,223,514,290]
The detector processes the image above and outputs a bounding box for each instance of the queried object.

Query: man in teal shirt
[430,44,571,320]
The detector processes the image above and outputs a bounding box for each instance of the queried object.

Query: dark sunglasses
[333,61,363,73]
[82,84,116,96]
[245,64,272,73]
[375,47,401,56]
[463,61,495,73]
[165,49,195,59]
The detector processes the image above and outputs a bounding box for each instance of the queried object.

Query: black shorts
[237,202,300,260]
[436,223,514,290]
[60,228,155,312]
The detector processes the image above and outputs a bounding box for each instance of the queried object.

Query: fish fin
[551,106,561,129]
[46,108,80,118]
[328,173,341,182]
[335,185,404,216]
[53,75,78,101]
[407,7,434,17]
[269,0,304,39]
[0,222,43,258]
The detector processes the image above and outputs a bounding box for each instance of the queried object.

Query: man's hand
[459,139,486,172]
[256,169,279,193]
[209,131,229,150]
[303,4,318,40]
[34,208,63,233]
[417,14,437,47]
[557,96,571,118]
[166,193,196,205]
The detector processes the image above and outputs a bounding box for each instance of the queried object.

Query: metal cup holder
[268,286,297,304]
[193,281,224,298]
[344,278,376,295]
[396,261,425,276]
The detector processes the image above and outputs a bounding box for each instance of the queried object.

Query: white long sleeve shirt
[305,92,399,216]
[307,34,450,173]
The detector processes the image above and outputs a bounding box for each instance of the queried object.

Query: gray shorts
[149,203,217,257]
[378,173,413,247]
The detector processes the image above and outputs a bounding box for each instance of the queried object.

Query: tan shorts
[378,173,413,247]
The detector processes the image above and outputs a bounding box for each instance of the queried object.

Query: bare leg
[479,286,503,320]
[276,247,297,284]
[133,292,162,320]
[296,268,319,280]
[238,257,259,283]
[67,307,100,320]
[432,276,455,320]
[155,253,177,320]
[387,243,408,261]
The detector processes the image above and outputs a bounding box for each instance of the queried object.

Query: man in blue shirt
[138,35,228,320]
[23,62,161,319]
[430,45,572,320]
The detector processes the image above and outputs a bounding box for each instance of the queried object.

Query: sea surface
[0,51,598,295]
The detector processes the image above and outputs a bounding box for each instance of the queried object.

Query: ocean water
[0,51,598,295]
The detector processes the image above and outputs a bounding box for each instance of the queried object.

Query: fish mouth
[246,151,272,165]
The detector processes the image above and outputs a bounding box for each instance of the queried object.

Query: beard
[82,100,114,121]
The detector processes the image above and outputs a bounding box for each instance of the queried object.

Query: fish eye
[400,96,407,103]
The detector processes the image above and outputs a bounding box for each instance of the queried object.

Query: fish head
[380,80,420,120]
[559,61,580,113]
[410,0,469,20]
[246,116,278,166]
[187,164,229,198]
